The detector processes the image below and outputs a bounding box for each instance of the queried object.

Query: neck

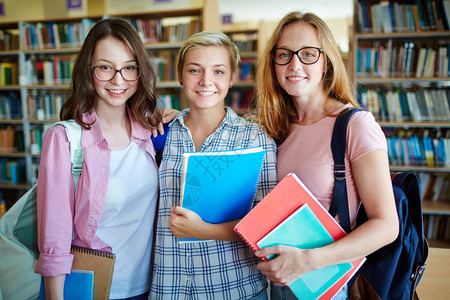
[95,104,128,130]
[293,94,326,125]
[185,107,226,151]
[95,104,131,150]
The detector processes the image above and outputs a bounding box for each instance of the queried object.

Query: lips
[197,91,216,96]
[107,89,126,95]
[286,76,305,81]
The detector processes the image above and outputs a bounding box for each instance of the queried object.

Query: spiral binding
[71,245,116,259]
[235,229,269,262]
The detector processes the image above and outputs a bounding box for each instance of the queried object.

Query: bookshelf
[0,0,220,208]
[221,21,275,114]
[352,0,450,247]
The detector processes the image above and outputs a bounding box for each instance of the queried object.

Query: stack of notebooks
[235,173,366,300]
[39,246,115,300]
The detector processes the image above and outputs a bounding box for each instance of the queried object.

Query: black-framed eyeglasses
[92,65,140,81]
[271,47,323,65]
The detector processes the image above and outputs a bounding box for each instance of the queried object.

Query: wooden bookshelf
[352,0,450,247]
[0,0,220,204]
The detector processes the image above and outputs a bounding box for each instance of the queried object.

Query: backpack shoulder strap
[329,107,362,233]
[52,120,84,187]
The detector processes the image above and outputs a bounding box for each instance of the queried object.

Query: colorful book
[256,203,355,299]
[234,173,366,300]
[39,269,94,300]
[179,146,266,242]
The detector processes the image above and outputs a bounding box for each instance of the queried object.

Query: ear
[178,71,182,86]
[229,72,237,88]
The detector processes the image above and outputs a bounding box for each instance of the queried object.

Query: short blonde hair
[177,31,240,74]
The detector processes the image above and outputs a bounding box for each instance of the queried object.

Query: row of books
[229,32,258,53]
[23,56,76,85]
[419,172,450,202]
[159,94,181,111]
[0,61,18,86]
[22,19,96,50]
[27,93,67,121]
[0,129,15,153]
[0,29,19,51]
[0,126,24,154]
[151,51,176,82]
[0,93,21,119]
[234,39,257,53]
[358,87,450,122]
[355,41,450,78]
[128,17,201,44]
[423,215,450,241]
[0,159,26,185]
[238,58,256,82]
[385,127,450,167]
[356,0,450,33]
[226,88,254,111]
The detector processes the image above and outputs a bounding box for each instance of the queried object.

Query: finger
[172,205,187,216]
[162,109,179,123]
[255,246,279,258]
[157,122,164,135]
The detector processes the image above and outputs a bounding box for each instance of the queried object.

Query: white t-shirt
[96,141,158,299]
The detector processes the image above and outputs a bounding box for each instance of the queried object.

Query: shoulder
[44,124,71,141]
[347,109,387,161]
[348,109,381,133]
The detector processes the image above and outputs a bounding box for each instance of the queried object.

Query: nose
[289,54,303,70]
[110,70,126,84]
[199,73,213,86]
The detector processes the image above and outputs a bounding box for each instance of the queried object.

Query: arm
[43,275,65,300]
[35,126,75,277]
[256,150,399,286]
[170,206,241,241]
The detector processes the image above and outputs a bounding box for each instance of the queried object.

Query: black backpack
[328,108,429,300]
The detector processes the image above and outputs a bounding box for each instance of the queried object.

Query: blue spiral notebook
[179,146,266,242]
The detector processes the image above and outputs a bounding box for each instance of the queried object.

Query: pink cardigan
[35,108,157,276]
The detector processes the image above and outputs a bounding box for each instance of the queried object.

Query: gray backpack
[0,121,83,300]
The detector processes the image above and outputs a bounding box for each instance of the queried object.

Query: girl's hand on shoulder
[169,206,206,239]
[151,108,180,137]
[161,108,179,123]
[242,113,258,123]
[255,245,314,286]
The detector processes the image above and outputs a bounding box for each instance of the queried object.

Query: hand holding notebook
[40,246,116,300]
[178,147,266,242]
[234,173,366,300]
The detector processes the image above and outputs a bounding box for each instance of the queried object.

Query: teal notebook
[39,269,94,300]
[256,203,353,299]
[179,146,266,242]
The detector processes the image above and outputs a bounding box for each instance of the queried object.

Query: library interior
[0,0,449,299]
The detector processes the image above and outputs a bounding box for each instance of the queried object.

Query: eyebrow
[186,62,229,68]
[94,59,138,64]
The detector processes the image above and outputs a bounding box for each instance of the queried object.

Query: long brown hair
[60,18,161,129]
[256,11,359,145]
